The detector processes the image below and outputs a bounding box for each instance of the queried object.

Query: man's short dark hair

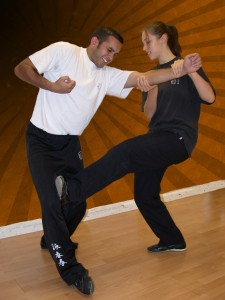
[91,27,124,44]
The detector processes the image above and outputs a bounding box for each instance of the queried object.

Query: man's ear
[90,36,99,47]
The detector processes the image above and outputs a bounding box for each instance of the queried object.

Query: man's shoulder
[50,42,85,58]
[53,41,81,51]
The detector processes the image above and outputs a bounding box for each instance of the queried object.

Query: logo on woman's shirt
[171,79,180,85]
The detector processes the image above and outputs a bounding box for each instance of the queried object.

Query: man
[14,27,201,295]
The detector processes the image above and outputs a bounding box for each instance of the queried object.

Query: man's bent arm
[14,58,53,90]
[14,58,75,94]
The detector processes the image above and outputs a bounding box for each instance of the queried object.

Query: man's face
[89,35,122,68]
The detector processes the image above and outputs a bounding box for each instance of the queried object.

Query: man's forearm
[144,68,178,85]
[125,68,180,88]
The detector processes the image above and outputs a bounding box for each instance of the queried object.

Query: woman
[57,21,215,253]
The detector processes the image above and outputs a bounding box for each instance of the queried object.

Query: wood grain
[1,189,225,299]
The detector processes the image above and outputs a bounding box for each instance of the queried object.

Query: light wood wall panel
[0,0,224,225]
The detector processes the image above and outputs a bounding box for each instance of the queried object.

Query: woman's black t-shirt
[142,57,215,156]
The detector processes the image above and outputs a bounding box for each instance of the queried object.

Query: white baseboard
[1,180,224,239]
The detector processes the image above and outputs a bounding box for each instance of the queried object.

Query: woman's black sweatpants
[67,130,189,246]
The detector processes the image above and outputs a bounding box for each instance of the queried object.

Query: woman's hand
[171,59,184,77]
[137,76,157,92]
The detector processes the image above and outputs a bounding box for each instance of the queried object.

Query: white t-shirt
[29,42,133,135]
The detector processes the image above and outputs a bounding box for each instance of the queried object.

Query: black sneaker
[147,242,186,253]
[55,175,69,204]
[40,235,48,250]
[72,271,94,295]
[40,235,78,250]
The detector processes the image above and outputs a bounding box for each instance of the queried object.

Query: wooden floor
[1,188,225,300]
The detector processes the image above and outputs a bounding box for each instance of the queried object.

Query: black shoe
[147,242,186,253]
[40,235,48,250]
[40,235,78,250]
[72,271,94,295]
[55,175,69,204]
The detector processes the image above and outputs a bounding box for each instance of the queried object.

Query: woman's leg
[67,131,188,204]
[134,169,185,246]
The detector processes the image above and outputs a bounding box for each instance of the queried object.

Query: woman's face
[142,31,163,61]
